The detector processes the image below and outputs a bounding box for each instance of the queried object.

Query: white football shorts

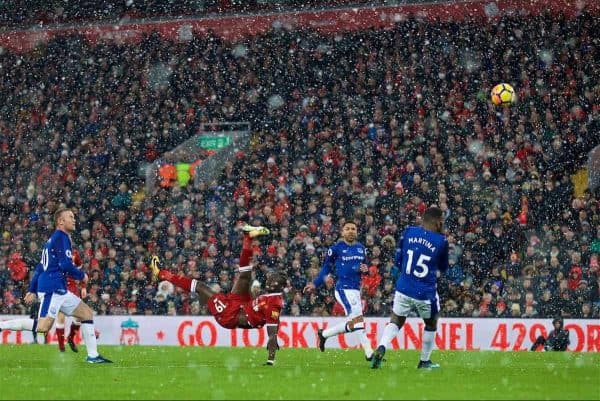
[37,291,82,319]
[392,290,440,319]
[334,288,364,318]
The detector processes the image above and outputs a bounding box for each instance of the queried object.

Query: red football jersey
[67,249,84,296]
[207,293,250,329]
[243,293,284,328]
[66,273,83,295]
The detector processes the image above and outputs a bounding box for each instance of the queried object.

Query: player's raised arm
[393,232,405,267]
[313,245,337,288]
[57,235,85,281]
[28,262,43,294]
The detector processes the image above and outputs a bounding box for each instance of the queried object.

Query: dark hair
[269,272,288,290]
[342,219,358,228]
[423,206,443,224]
[54,208,71,225]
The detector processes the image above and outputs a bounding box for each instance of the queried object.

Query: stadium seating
[0,7,598,320]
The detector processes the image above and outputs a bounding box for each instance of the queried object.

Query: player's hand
[24,292,36,304]
[359,263,369,274]
[303,283,315,293]
[81,287,88,298]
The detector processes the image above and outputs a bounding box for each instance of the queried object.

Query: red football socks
[165,273,194,292]
[56,327,65,351]
[239,234,253,267]
[68,322,80,342]
[158,269,173,281]
[239,249,253,268]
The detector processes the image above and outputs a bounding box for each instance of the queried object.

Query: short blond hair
[54,208,71,226]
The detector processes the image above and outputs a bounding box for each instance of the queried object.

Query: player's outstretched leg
[231,224,270,295]
[150,255,216,304]
[370,345,386,369]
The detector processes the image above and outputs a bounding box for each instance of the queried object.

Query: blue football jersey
[28,263,43,293]
[37,230,84,294]
[394,226,449,301]
[314,240,367,290]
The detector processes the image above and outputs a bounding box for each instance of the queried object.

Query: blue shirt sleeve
[361,245,369,269]
[58,234,85,281]
[438,239,449,273]
[28,263,43,293]
[313,244,337,288]
[394,231,405,267]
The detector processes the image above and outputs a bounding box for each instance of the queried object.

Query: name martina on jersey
[408,237,436,252]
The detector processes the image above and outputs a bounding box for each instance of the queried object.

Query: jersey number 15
[405,249,431,278]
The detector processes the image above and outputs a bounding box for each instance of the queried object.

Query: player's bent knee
[347,315,365,331]
[424,316,438,331]
[72,302,93,321]
[36,318,53,333]
[390,313,404,326]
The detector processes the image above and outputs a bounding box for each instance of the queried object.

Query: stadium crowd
[0,10,599,321]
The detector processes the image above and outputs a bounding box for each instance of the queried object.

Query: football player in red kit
[150,225,286,365]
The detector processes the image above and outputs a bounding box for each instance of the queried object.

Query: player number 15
[406,249,431,278]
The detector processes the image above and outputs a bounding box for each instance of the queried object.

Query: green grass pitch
[1,345,598,400]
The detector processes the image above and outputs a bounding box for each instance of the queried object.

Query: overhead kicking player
[371,206,449,369]
[303,220,374,361]
[150,224,286,365]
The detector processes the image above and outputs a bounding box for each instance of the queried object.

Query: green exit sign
[198,136,231,150]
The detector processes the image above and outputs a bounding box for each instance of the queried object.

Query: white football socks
[322,321,348,338]
[81,321,99,358]
[321,320,373,357]
[421,329,436,362]
[378,322,400,349]
[357,328,373,358]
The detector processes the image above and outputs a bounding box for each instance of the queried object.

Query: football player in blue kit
[33,208,111,363]
[304,220,374,361]
[371,206,449,369]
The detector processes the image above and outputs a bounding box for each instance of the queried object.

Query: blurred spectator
[361,265,382,298]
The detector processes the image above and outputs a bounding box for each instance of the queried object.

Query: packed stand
[0,12,599,320]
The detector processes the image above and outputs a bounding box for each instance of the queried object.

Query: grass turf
[0,345,598,400]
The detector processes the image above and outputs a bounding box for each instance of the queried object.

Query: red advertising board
[2,315,599,352]
[0,0,598,53]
